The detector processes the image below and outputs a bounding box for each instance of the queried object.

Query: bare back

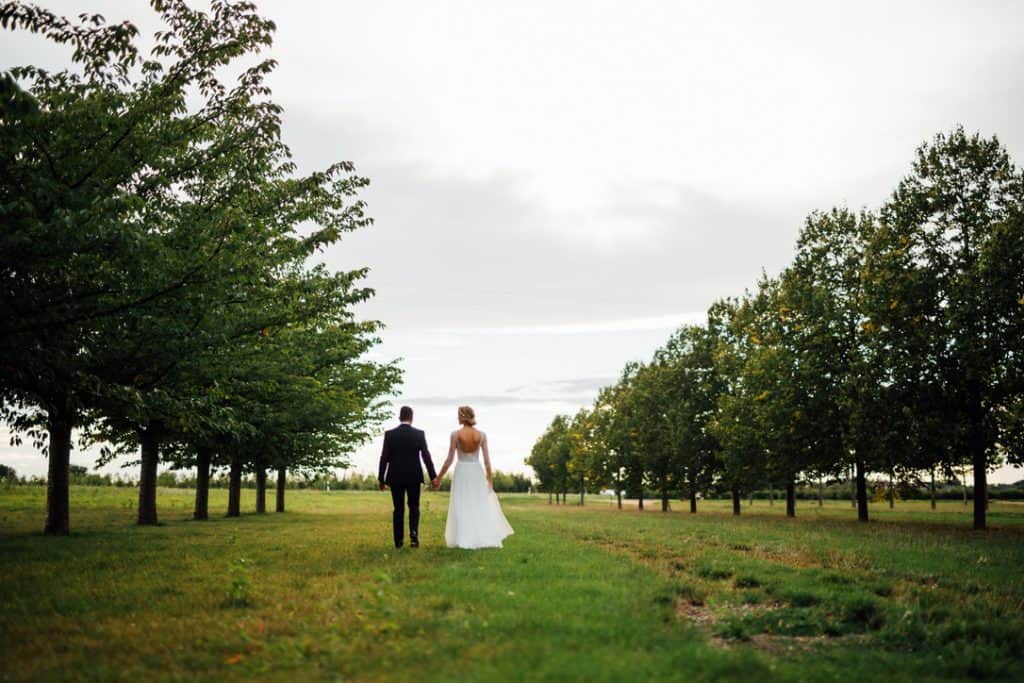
[456,426,483,453]
[437,423,492,485]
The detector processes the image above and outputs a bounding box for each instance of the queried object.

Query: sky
[3,1,1024,483]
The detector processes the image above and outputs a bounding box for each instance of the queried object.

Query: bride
[432,406,514,549]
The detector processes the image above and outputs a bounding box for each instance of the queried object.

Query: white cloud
[430,312,705,337]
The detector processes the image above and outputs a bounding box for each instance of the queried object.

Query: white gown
[444,430,514,549]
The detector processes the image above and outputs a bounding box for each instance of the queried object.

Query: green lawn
[1,486,1022,681]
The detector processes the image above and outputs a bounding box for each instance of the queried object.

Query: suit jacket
[378,423,436,486]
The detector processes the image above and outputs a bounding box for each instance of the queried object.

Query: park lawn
[0,487,1021,682]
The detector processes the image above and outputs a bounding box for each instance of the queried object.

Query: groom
[378,406,437,548]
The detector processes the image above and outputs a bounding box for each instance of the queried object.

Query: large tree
[865,128,1024,529]
[779,208,882,521]
[0,1,387,532]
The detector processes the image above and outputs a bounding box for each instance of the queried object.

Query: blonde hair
[458,405,477,426]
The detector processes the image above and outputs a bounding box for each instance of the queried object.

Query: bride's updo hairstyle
[458,405,477,426]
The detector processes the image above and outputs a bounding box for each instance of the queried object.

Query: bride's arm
[432,432,457,487]
[481,432,493,490]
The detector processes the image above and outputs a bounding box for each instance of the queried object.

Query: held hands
[430,477,441,489]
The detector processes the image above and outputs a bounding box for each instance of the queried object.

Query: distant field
[1,486,1022,681]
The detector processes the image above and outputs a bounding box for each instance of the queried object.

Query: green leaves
[2,1,399,531]
[528,127,1023,529]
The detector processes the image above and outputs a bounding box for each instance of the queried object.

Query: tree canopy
[528,127,1024,530]
[1,1,400,533]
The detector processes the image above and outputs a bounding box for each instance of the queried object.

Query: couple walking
[378,405,514,549]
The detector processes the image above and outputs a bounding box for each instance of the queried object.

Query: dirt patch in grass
[747,632,866,655]
[743,544,821,569]
[676,598,866,654]
[676,600,715,627]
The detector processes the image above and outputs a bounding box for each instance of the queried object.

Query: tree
[655,323,723,514]
[0,0,285,532]
[604,363,648,509]
[567,408,593,505]
[867,127,1024,529]
[526,415,571,504]
[1,4,160,535]
[627,362,678,511]
[780,209,881,521]
[709,297,765,515]
[587,387,622,506]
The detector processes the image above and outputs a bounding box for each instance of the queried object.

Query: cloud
[403,395,567,408]
[506,376,616,396]
[289,140,809,333]
[430,313,707,337]
[407,377,615,408]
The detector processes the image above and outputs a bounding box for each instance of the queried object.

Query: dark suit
[378,423,436,547]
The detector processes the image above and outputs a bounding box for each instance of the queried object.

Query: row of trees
[1,1,400,533]
[0,465,535,493]
[529,127,1024,530]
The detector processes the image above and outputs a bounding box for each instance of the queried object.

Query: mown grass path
[1,487,1022,681]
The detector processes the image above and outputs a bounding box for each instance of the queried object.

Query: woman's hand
[431,476,441,489]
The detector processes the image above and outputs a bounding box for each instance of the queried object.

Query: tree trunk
[785,481,796,518]
[276,467,286,512]
[579,476,585,506]
[689,489,697,514]
[255,468,267,513]
[661,483,669,512]
[817,477,824,507]
[855,459,869,522]
[731,487,741,516]
[194,446,211,520]
[137,421,161,526]
[227,455,241,517]
[929,467,936,511]
[638,487,644,511]
[969,393,987,530]
[43,401,74,536]
[888,469,895,509]
[616,479,622,510]
[769,487,774,506]
[972,461,986,530]
[548,490,552,505]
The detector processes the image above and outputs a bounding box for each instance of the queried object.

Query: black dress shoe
[410,537,419,548]
[394,542,403,548]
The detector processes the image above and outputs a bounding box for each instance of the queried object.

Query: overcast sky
[3,1,1024,483]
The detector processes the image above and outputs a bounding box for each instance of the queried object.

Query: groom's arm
[419,431,437,481]
[378,431,391,489]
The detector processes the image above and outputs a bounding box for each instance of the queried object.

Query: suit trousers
[389,481,421,547]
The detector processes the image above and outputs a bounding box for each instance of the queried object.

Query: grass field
[1,486,1023,681]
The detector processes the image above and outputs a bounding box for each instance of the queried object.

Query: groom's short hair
[399,406,413,422]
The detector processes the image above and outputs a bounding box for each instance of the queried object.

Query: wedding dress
[445,430,514,549]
